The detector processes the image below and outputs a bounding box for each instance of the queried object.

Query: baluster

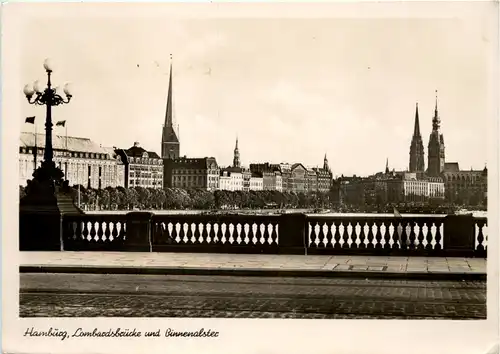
[391,221,400,250]
[208,222,216,244]
[318,221,326,247]
[434,220,442,250]
[97,221,104,243]
[216,222,224,245]
[185,221,194,244]
[416,220,425,250]
[253,222,262,245]
[103,220,111,242]
[366,221,375,249]
[374,220,382,249]
[476,219,485,252]
[270,221,278,246]
[201,222,209,244]
[82,221,90,242]
[194,222,201,244]
[425,221,433,250]
[408,221,416,250]
[341,221,350,248]
[119,221,126,241]
[169,221,178,243]
[178,222,186,244]
[222,222,230,244]
[325,220,333,248]
[248,222,256,245]
[241,223,249,245]
[235,223,242,244]
[356,221,365,249]
[400,221,408,250]
[111,221,118,243]
[262,222,270,245]
[333,221,341,249]
[90,221,97,242]
[383,221,391,249]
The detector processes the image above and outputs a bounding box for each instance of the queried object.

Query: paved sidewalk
[20,252,487,280]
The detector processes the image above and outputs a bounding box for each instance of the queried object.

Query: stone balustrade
[23,211,487,257]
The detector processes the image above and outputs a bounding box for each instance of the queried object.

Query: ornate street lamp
[23,59,72,185]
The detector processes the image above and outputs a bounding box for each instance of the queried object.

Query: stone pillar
[125,212,153,252]
[443,214,476,256]
[278,213,307,255]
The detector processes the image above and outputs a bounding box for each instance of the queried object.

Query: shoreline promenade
[20,252,486,280]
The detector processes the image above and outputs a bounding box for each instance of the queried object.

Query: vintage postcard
[2,2,499,354]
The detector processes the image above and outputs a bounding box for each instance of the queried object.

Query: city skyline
[19,5,494,176]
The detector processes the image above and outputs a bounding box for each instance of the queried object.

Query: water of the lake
[86,209,487,218]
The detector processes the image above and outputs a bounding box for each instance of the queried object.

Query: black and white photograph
[2,2,499,354]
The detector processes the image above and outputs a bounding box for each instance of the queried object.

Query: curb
[19,265,487,281]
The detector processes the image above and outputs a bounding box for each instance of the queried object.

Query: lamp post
[23,59,72,184]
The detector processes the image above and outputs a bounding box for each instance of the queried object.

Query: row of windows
[129,157,162,165]
[20,148,112,160]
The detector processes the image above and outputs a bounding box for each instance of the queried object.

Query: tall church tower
[427,91,445,176]
[323,153,331,173]
[233,137,241,168]
[409,102,425,172]
[161,57,180,160]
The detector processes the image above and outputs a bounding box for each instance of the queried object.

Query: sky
[17,3,497,177]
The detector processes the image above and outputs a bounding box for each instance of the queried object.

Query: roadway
[20,273,486,319]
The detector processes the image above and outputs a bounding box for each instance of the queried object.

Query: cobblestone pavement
[20,274,486,319]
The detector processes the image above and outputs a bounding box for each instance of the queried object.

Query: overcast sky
[18,3,496,176]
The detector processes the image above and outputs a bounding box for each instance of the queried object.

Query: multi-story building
[115,142,163,189]
[442,162,487,204]
[313,154,333,193]
[376,172,445,203]
[19,132,125,189]
[219,167,243,191]
[305,168,318,192]
[163,156,220,191]
[249,174,264,191]
[242,170,251,191]
[290,163,307,193]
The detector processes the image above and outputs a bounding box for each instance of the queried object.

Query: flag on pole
[25,116,35,124]
[56,120,66,127]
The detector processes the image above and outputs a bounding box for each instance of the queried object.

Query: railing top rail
[151,214,281,222]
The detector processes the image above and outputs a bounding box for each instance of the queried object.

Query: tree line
[19,184,485,213]
[19,185,332,211]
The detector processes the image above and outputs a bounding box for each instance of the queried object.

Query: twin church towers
[409,92,445,176]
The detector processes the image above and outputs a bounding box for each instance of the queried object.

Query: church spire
[161,54,180,160]
[233,135,241,168]
[385,158,389,174]
[409,101,425,173]
[427,90,445,176]
[432,89,441,131]
[164,54,174,128]
[413,102,421,136]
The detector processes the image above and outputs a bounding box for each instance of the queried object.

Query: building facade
[249,175,264,191]
[115,142,163,189]
[443,163,487,204]
[163,156,220,191]
[219,167,243,191]
[19,132,125,189]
